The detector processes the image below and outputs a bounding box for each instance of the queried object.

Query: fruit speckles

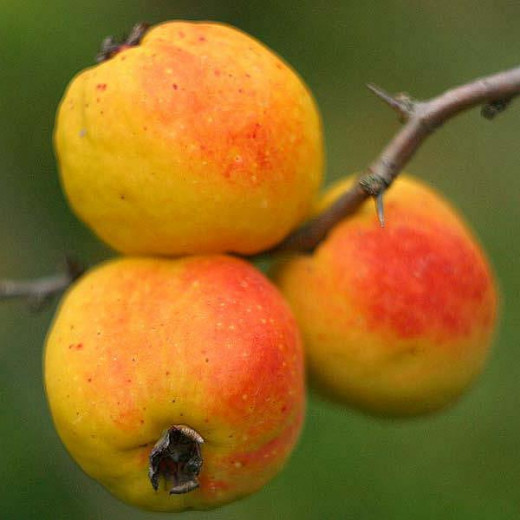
[45,255,304,510]
[223,411,302,472]
[199,477,229,495]
[138,52,281,185]
[274,174,497,416]
[55,20,323,255]
[331,214,494,341]
[68,342,83,350]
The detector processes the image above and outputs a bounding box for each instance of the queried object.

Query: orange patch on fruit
[329,209,495,342]
[127,22,308,192]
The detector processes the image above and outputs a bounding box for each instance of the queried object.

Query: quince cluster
[45,20,498,512]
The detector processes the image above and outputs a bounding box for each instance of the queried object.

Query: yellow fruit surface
[45,255,305,510]
[274,175,498,416]
[54,21,323,255]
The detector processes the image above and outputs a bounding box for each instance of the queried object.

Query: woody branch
[269,65,520,253]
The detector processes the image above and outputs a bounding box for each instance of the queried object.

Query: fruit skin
[273,175,498,417]
[54,21,324,256]
[44,255,305,511]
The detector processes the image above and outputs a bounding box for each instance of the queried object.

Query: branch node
[359,174,390,226]
[367,83,416,122]
[358,173,390,197]
[481,97,513,120]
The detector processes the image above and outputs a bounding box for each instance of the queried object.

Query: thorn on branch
[367,83,416,122]
[375,193,385,228]
[359,173,390,227]
[262,65,520,255]
[481,97,513,120]
[358,172,390,197]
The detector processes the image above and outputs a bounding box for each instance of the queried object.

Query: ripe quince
[54,21,324,255]
[273,175,498,416]
[45,255,305,510]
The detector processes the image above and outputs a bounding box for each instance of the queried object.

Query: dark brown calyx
[96,22,150,63]
[148,425,204,495]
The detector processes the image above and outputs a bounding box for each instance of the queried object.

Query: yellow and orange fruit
[54,21,324,256]
[273,175,498,417]
[45,255,305,511]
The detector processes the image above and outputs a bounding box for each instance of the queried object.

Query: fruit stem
[148,425,204,495]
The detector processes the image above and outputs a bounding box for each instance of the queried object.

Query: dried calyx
[96,22,150,63]
[148,425,204,495]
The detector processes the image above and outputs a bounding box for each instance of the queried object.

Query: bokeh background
[1,1,520,519]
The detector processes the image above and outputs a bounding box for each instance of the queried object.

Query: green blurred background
[1,1,519,519]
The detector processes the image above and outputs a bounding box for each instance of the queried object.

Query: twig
[267,65,520,254]
[0,258,83,309]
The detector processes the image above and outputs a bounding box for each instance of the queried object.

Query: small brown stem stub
[125,22,151,46]
[148,425,204,495]
[96,22,150,63]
